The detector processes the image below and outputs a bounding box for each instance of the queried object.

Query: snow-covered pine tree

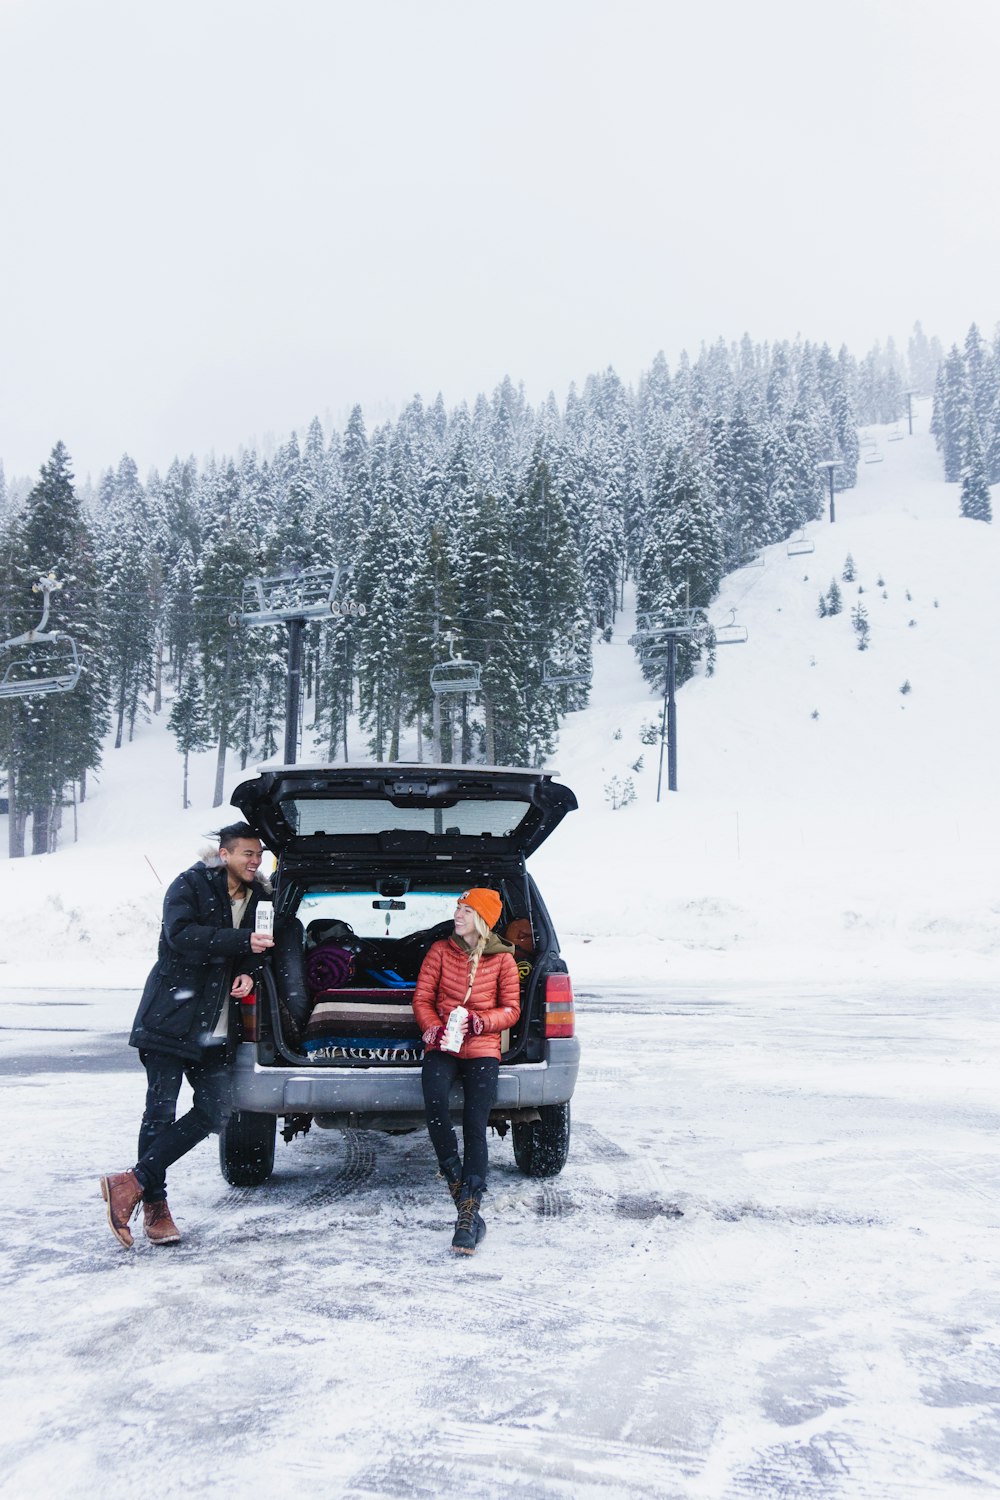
[959,418,993,522]
[828,360,860,489]
[399,522,461,761]
[936,345,971,482]
[635,448,690,691]
[194,508,261,805]
[985,382,1000,486]
[354,483,413,761]
[166,539,198,686]
[578,427,625,631]
[460,488,530,765]
[964,324,996,441]
[851,601,870,650]
[98,456,156,749]
[726,390,780,560]
[595,367,645,589]
[880,339,904,423]
[782,396,826,529]
[168,658,212,808]
[160,456,201,572]
[907,321,941,395]
[765,343,794,421]
[515,455,590,763]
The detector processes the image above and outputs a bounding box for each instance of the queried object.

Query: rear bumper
[229,1037,580,1121]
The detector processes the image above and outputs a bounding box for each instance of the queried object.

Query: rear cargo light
[544,972,575,1038]
[238,991,258,1043]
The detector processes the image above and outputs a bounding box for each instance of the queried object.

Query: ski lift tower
[817,459,843,524]
[902,388,920,436]
[236,565,366,764]
[630,608,747,798]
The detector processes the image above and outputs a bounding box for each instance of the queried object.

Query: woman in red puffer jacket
[412,887,520,1255]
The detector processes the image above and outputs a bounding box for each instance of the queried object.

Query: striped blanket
[301,987,421,1062]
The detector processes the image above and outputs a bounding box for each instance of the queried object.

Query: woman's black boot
[451,1177,486,1255]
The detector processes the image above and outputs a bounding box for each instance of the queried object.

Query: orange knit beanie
[458,887,503,929]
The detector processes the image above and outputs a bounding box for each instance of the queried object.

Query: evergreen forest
[0,320,993,855]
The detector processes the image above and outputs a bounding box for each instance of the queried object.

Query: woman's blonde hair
[467,908,490,952]
[458,906,490,988]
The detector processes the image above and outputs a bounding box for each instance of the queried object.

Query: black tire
[219,1110,276,1186]
[512,1101,571,1178]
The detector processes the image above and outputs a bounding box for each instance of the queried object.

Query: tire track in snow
[297,1129,378,1207]
[344,1419,703,1499]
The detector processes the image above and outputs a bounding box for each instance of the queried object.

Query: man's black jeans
[421,1050,500,1186]
[134,1049,233,1202]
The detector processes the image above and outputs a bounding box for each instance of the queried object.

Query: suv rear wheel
[219,1110,276,1186]
[512,1101,570,1177]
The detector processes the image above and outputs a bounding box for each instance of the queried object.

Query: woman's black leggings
[421,1051,500,1187]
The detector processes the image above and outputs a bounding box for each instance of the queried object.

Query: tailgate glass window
[282,797,527,839]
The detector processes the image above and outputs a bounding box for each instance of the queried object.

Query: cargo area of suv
[220,765,580,1186]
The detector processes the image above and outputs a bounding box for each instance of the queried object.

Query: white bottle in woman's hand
[441,1006,468,1053]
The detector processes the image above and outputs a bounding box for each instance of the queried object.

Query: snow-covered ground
[2,980,998,1497]
[2,403,999,1497]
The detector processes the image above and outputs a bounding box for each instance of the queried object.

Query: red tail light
[545,972,575,1038]
[239,991,258,1043]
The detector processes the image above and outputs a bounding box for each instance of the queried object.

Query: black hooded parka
[129,861,268,1063]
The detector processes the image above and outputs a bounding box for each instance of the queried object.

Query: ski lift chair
[786,531,815,557]
[0,577,82,699]
[713,609,748,646]
[542,661,593,687]
[864,445,884,464]
[888,424,905,442]
[430,658,482,695]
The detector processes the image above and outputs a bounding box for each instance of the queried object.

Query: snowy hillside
[1,401,997,990]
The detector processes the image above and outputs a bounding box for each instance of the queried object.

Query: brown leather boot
[99,1170,143,1248]
[143,1200,181,1246]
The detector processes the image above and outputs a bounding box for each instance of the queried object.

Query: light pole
[817,459,843,523]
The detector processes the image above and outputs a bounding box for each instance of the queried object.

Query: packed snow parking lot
[1,980,999,1498]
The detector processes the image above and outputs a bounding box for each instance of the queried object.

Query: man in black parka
[100,823,274,1248]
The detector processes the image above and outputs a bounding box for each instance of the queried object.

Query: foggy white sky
[1,0,997,484]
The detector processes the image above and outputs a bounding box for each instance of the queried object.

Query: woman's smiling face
[454,903,477,940]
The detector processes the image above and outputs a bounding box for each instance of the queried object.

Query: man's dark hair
[215,822,258,850]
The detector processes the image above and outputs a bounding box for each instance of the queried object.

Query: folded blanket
[302,989,420,1046]
[305,944,355,994]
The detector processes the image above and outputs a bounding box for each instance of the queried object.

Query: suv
[220,763,579,1187]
